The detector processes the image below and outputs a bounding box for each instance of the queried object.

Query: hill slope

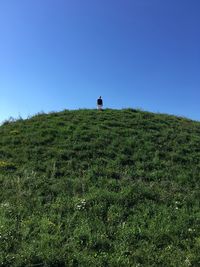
[0,109,200,266]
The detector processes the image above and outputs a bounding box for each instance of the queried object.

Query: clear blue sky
[0,0,200,122]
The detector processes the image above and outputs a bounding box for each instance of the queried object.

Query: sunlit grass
[0,109,200,266]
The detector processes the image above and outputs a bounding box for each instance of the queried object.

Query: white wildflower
[76,199,86,210]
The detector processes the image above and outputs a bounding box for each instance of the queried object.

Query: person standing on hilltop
[97,96,103,110]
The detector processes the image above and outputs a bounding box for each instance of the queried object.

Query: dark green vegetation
[0,109,200,267]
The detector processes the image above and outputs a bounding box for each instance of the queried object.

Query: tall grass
[0,109,200,266]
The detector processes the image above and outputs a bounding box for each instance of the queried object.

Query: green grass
[0,109,200,266]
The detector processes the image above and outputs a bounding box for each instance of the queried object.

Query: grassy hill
[0,109,200,266]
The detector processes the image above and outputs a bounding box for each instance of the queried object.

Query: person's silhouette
[97,96,103,110]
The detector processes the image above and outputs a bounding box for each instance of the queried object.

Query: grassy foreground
[0,109,200,266]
